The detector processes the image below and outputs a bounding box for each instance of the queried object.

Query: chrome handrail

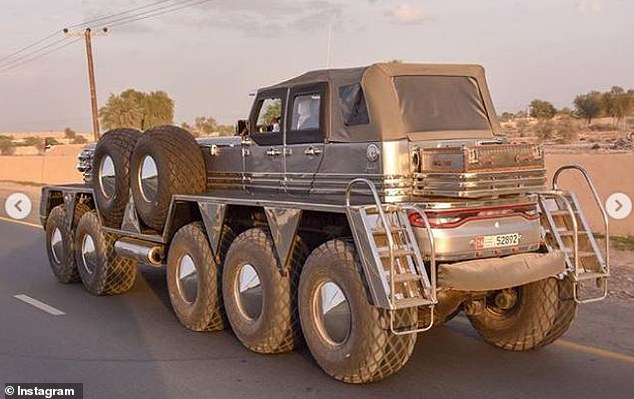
[552,165,610,272]
[345,178,397,311]
[345,179,437,335]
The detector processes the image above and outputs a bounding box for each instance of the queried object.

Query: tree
[194,116,218,136]
[99,89,174,131]
[73,135,89,144]
[534,120,555,142]
[574,91,603,125]
[64,127,77,140]
[24,136,46,154]
[529,99,557,119]
[602,86,632,126]
[0,136,15,155]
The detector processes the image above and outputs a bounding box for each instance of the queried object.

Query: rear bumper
[437,251,565,291]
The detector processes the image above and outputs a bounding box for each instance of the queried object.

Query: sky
[0,0,632,133]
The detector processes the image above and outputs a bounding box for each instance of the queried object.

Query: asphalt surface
[0,219,633,399]
[0,185,41,226]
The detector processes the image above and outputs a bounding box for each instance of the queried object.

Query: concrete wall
[545,153,634,236]
[0,154,83,184]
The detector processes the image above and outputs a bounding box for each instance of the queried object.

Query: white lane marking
[14,294,66,316]
[0,216,41,228]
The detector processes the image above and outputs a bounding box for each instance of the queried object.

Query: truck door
[284,83,327,196]
[245,89,287,193]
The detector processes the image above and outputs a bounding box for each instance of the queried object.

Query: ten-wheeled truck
[41,63,610,383]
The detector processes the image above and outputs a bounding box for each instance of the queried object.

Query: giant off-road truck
[41,63,610,383]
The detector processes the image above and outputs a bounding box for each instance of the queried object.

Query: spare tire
[92,128,141,227]
[130,126,206,231]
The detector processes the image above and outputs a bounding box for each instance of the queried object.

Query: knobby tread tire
[299,239,417,384]
[467,277,562,351]
[130,126,205,231]
[45,203,92,283]
[75,211,137,296]
[538,276,577,347]
[92,128,141,227]
[167,222,235,332]
[222,228,308,354]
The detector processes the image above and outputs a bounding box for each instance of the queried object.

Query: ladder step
[550,230,588,237]
[562,249,596,258]
[391,272,422,283]
[394,296,433,309]
[550,210,579,217]
[574,271,609,281]
[378,248,415,258]
[372,226,407,235]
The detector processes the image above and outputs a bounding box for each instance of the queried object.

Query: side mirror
[236,119,248,136]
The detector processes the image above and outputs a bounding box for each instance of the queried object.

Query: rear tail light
[409,204,539,229]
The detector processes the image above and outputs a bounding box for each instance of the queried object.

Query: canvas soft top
[261,63,502,143]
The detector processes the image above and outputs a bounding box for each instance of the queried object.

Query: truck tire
[222,228,307,354]
[130,126,206,231]
[467,277,564,351]
[92,128,141,227]
[538,277,577,347]
[75,211,137,295]
[167,222,235,332]
[45,203,90,283]
[298,239,418,384]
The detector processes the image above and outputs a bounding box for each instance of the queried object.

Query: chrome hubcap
[139,155,158,203]
[313,281,351,345]
[176,254,198,304]
[236,264,262,320]
[98,155,116,198]
[81,234,97,275]
[50,228,63,264]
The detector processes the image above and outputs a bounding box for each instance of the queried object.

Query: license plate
[475,233,521,249]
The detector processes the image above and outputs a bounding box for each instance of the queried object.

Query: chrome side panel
[263,207,302,269]
[198,202,227,257]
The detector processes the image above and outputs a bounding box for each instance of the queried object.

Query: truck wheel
[45,203,90,283]
[75,211,137,295]
[467,277,563,351]
[298,239,418,384]
[167,222,235,332]
[538,277,577,347]
[222,228,307,354]
[130,126,205,231]
[92,128,141,227]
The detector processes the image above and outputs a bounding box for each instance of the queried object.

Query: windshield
[393,75,491,133]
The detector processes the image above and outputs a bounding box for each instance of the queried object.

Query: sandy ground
[607,250,634,302]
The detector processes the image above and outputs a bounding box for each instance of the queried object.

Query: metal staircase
[345,178,437,335]
[536,165,610,304]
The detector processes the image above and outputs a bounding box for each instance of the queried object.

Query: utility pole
[64,27,108,142]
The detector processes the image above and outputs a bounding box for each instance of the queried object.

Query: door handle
[266,148,282,156]
[304,146,323,156]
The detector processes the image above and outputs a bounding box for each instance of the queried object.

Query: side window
[291,93,321,131]
[339,83,369,126]
[255,97,283,133]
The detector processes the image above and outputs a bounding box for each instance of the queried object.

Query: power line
[107,0,212,28]
[0,38,82,74]
[0,31,61,63]
[65,0,178,29]
[0,37,69,69]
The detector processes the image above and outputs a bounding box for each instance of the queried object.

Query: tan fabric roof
[262,63,502,143]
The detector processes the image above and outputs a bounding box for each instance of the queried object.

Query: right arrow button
[606,192,632,220]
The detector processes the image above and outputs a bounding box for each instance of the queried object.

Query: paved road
[0,220,632,399]
[0,185,41,226]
